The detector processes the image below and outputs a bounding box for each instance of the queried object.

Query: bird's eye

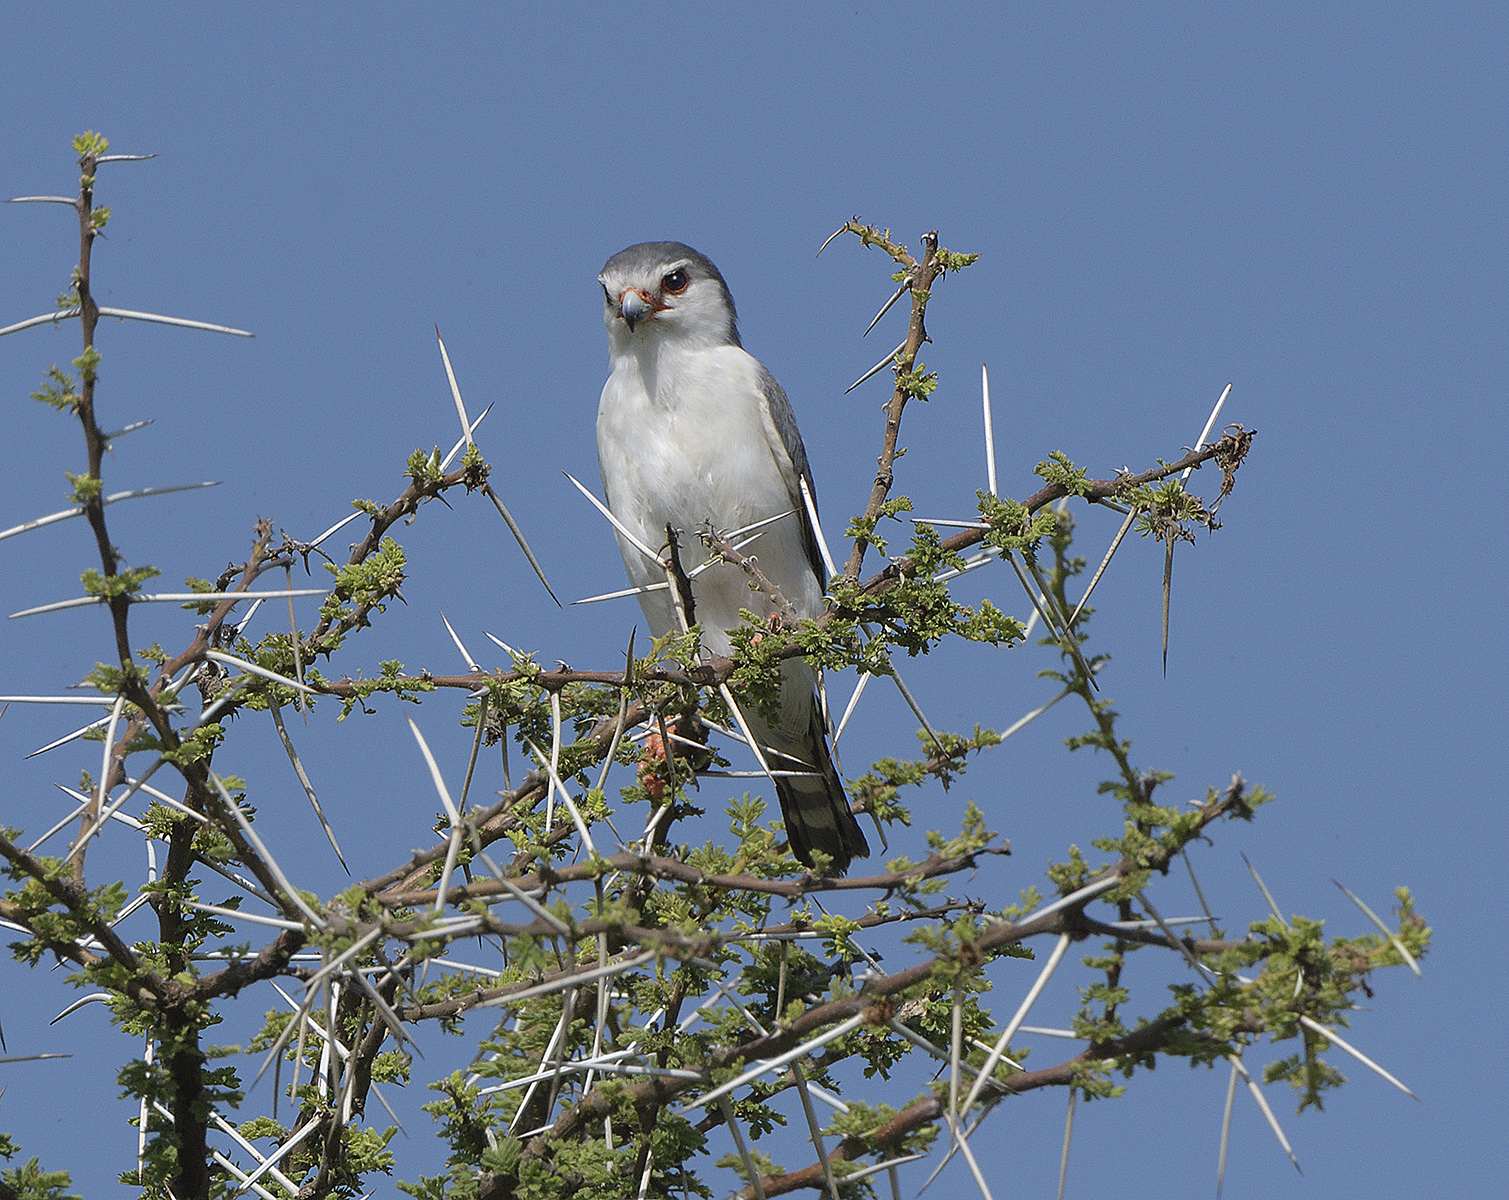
[661,268,690,294]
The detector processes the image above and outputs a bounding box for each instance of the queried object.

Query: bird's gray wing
[755,364,827,587]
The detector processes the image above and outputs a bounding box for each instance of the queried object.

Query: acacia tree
[0,135,1427,1200]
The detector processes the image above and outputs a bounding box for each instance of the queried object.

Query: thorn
[1297,1015,1419,1101]
[962,933,1072,1113]
[435,326,473,449]
[1068,504,1139,627]
[1332,880,1421,977]
[1228,1054,1301,1173]
[1240,853,1288,928]
[96,306,253,337]
[439,401,494,471]
[1057,1088,1076,1200]
[1181,382,1234,481]
[798,476,839,579]
[1162,537,1174,677]
[1217,1058,1238,1196]
[485,484,559,605]
[816,224,846,257]
[845,338,907,394]
[863,280,910,337]
[562,471,659,566]
[982,364,998,498]
[269,698,347,872]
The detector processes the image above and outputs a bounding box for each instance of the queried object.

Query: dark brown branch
[735,1012,1253,1198]
[377,845,1009,908]
[840,226,942,582]
[699,523,798,627]
[311,433,1253,708]
[513,779,1258,1173]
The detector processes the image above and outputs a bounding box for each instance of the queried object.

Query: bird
[594,241,871,875]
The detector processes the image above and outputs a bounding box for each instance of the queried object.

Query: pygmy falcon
[595,241,870,874]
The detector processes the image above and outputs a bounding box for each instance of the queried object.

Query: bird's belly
[598,396,821,650]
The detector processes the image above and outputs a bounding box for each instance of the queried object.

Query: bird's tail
[773,699,871,876]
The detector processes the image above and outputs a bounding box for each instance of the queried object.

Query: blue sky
[0,5,1501,1196]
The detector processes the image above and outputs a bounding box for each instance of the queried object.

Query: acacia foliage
[0,135,1427,1200]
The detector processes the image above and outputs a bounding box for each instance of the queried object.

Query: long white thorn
[63,748,169,864]
[1139,890,1213,979]
[0,695,129,706]
[1068,504,1139,627]
[137,1037,152,1182]
[595,639,633,795]
[723,507,799,541]
[406,718,462,826]
[833,670,872,746]
[792,1061,841,1200]
[308,509,365,551]
[209,774,327,929]
[524,736,597,856]
[1296,1015,1419,1100]
[435,326,473,448]
[50,993,110,1024]
[9,589,323,619]
[506,992,575,1134]
[962,933,1071,1112]
[998,684,1072,743]
[1217,1057,1238,1197]
[283,566,306,716]
[798,475,839,580]
[563,471,661,564]
[717,1095,767,1200]
[685,1013,866,1109]
[100,417,154,443]
[459,694,490,813]
[440,611,482,672]
[482,629,520,660]
[1181,382,1233,481]
[1240,852,1288,928]
[834,1154,926,1185]
[95,305,253,337]
[1057,1088,1076,1200]
[948,985,964,1131]
[982,364,998,497]
[571,581,671,606]
[207,1110,300,1193]
[1019,552,1099,690]
[476,852,571,935]
[231,1113,322,1195]
[94,694,126,811]
[717,683,783,802]
[181,901,305,932]
[863,279,910,337]
[889,665,945,757]
[0,310,81,337]
[269,698,346,871]
[440,402,494,471]
[1228,1054,1301,1173]
[845,338,907,393]
[0,482,220,543]
[1332,879,1421,977]
[203,649,320,695]
[953,1126,997,1200]
[475,952,656,1011]
[485,485,560,605]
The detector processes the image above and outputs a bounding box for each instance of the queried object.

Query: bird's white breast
[597,340,823,656]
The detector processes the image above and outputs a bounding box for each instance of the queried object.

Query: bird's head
[598,242,741,351]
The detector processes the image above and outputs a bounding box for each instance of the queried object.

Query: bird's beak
[618,288,664,332]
